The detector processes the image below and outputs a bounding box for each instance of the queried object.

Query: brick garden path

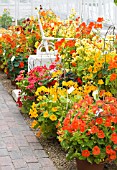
[0,83,57,170]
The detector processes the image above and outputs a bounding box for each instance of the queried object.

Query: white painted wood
[12,89,21,102]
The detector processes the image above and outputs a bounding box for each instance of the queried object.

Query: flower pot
[76,159,104,170]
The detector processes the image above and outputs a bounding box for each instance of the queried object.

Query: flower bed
[0,8,117,169]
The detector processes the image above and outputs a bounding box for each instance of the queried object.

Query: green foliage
[114,0,117,5]
[7,56,28,81]
[0,9,12,29]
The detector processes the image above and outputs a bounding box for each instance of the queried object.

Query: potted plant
[57,95,117,170]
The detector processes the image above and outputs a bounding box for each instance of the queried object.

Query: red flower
[91,125,99,134]
[65,40,75,48]
[70,50,76,55]
[96,117,103,124]
[77,77,82,85]
[70,117,80,131]
[71,62,77,67]
[19,61,24,68]
[94,23,102,29]
[97,130,105,139]
[106,145,112,154]
[110,73,117,81]
[109,150,116,160]
[111,133,117,144]
[92,146,100,155]
[55,54,60,62]
[63,117,70,126]
[82,150,90,157]
[16,97,22,107]
[49,62,56,70]
[97,17,104,22]
[105,118,111,127]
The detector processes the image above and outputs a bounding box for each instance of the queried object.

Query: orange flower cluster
[58,95,117,163]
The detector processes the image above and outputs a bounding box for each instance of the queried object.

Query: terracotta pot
[76,159,104,170]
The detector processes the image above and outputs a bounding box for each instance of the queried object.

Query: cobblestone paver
[0,83,57,170]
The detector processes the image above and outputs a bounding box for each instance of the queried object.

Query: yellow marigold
[43,111,49,118]
[52,107,58,112]
[50,114,57,121]
[98,79,104,85]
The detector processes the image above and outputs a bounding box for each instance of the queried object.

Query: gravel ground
[0,71,117,170]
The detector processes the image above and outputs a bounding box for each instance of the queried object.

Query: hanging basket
[76,159,104,170]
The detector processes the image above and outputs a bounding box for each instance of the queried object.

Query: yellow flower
[93,67,98,73]
[43,111,49,118]
[88,65,93,72]
[98,79,104,85]
[62,81,68,86]
[105,91,112,97]
[52,107,58,112]
[35,41,39,48]
[50,114,57,121]
[37,96,43,101]
[53,95,57,102]
[84,84,93,94]
[29,108,38,118]
[35,86,48,95]
[36,130,41,138]
[52,70,62,78]
[30,120,38,128]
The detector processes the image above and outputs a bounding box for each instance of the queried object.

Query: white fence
[0,0,117,26]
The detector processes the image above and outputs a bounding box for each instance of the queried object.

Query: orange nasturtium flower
[110,73,117,81]
[97,17,104,22]
[92,146,100,155]
[19,61,24,68]
[82,150,90,157]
